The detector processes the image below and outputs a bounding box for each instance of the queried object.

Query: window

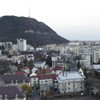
[68,87,70,90]
[81,86,83,89]
[68,83,70,85]
[55,85,58,87]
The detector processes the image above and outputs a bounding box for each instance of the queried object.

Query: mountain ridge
[0,16,69,47]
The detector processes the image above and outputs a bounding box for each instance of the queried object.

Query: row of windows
[34,80,52,83]
[61,82,83,86]
[34,80,39,83]
[61,86,83,91]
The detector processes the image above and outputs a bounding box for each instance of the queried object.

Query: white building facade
[17,39,27,51]
[57,71,85,94]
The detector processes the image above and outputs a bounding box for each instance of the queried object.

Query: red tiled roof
[39,74,57,80]
[45,68,53,73]
[53,66,64,71]
[35,69,45,75]
[15,71,27,74]
[35,68,53,75]
[30,74,57,83]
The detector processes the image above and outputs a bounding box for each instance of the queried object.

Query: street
[48,95,100,100]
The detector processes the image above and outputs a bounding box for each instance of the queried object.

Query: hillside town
[0,38,100,100]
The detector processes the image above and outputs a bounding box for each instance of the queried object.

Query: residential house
[56,71,85,94]
[25,54,34,61]
[52,61,69,70]
[46,50,60,62]
[0,74,30,87]
[30,67,38,87]
[30,68,57,95]
[30,76,39,87]
[34,61,46,69]
[0,86,25,100]
[35,67,54,75]
[39,74,57,96]
[53,66,64,75]
[30,67,55,87]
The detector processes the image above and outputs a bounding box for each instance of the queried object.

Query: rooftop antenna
[28,7,30,18]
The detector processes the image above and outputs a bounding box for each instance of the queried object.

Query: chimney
[16,80,18,86]
[15,94,18,99]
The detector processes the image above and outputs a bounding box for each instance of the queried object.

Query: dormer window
[23,80,25,83]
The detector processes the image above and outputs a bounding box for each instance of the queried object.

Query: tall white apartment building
[80,54,92,69]
[17,38,27,51]
[92,50,99,63]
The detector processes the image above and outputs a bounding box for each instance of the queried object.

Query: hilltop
[0,16,69,47]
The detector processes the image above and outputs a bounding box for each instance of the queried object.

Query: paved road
[65,95,99,100]
[48,95,99,100]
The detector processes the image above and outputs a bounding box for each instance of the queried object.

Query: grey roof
[0,78,6,86]
[53,61,68,63]
[0,74,29,83]
[34,61,45,64]
[0,86,25,99]
[57,71,85,83]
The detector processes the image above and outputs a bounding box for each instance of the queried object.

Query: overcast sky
[0,0,100,41]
